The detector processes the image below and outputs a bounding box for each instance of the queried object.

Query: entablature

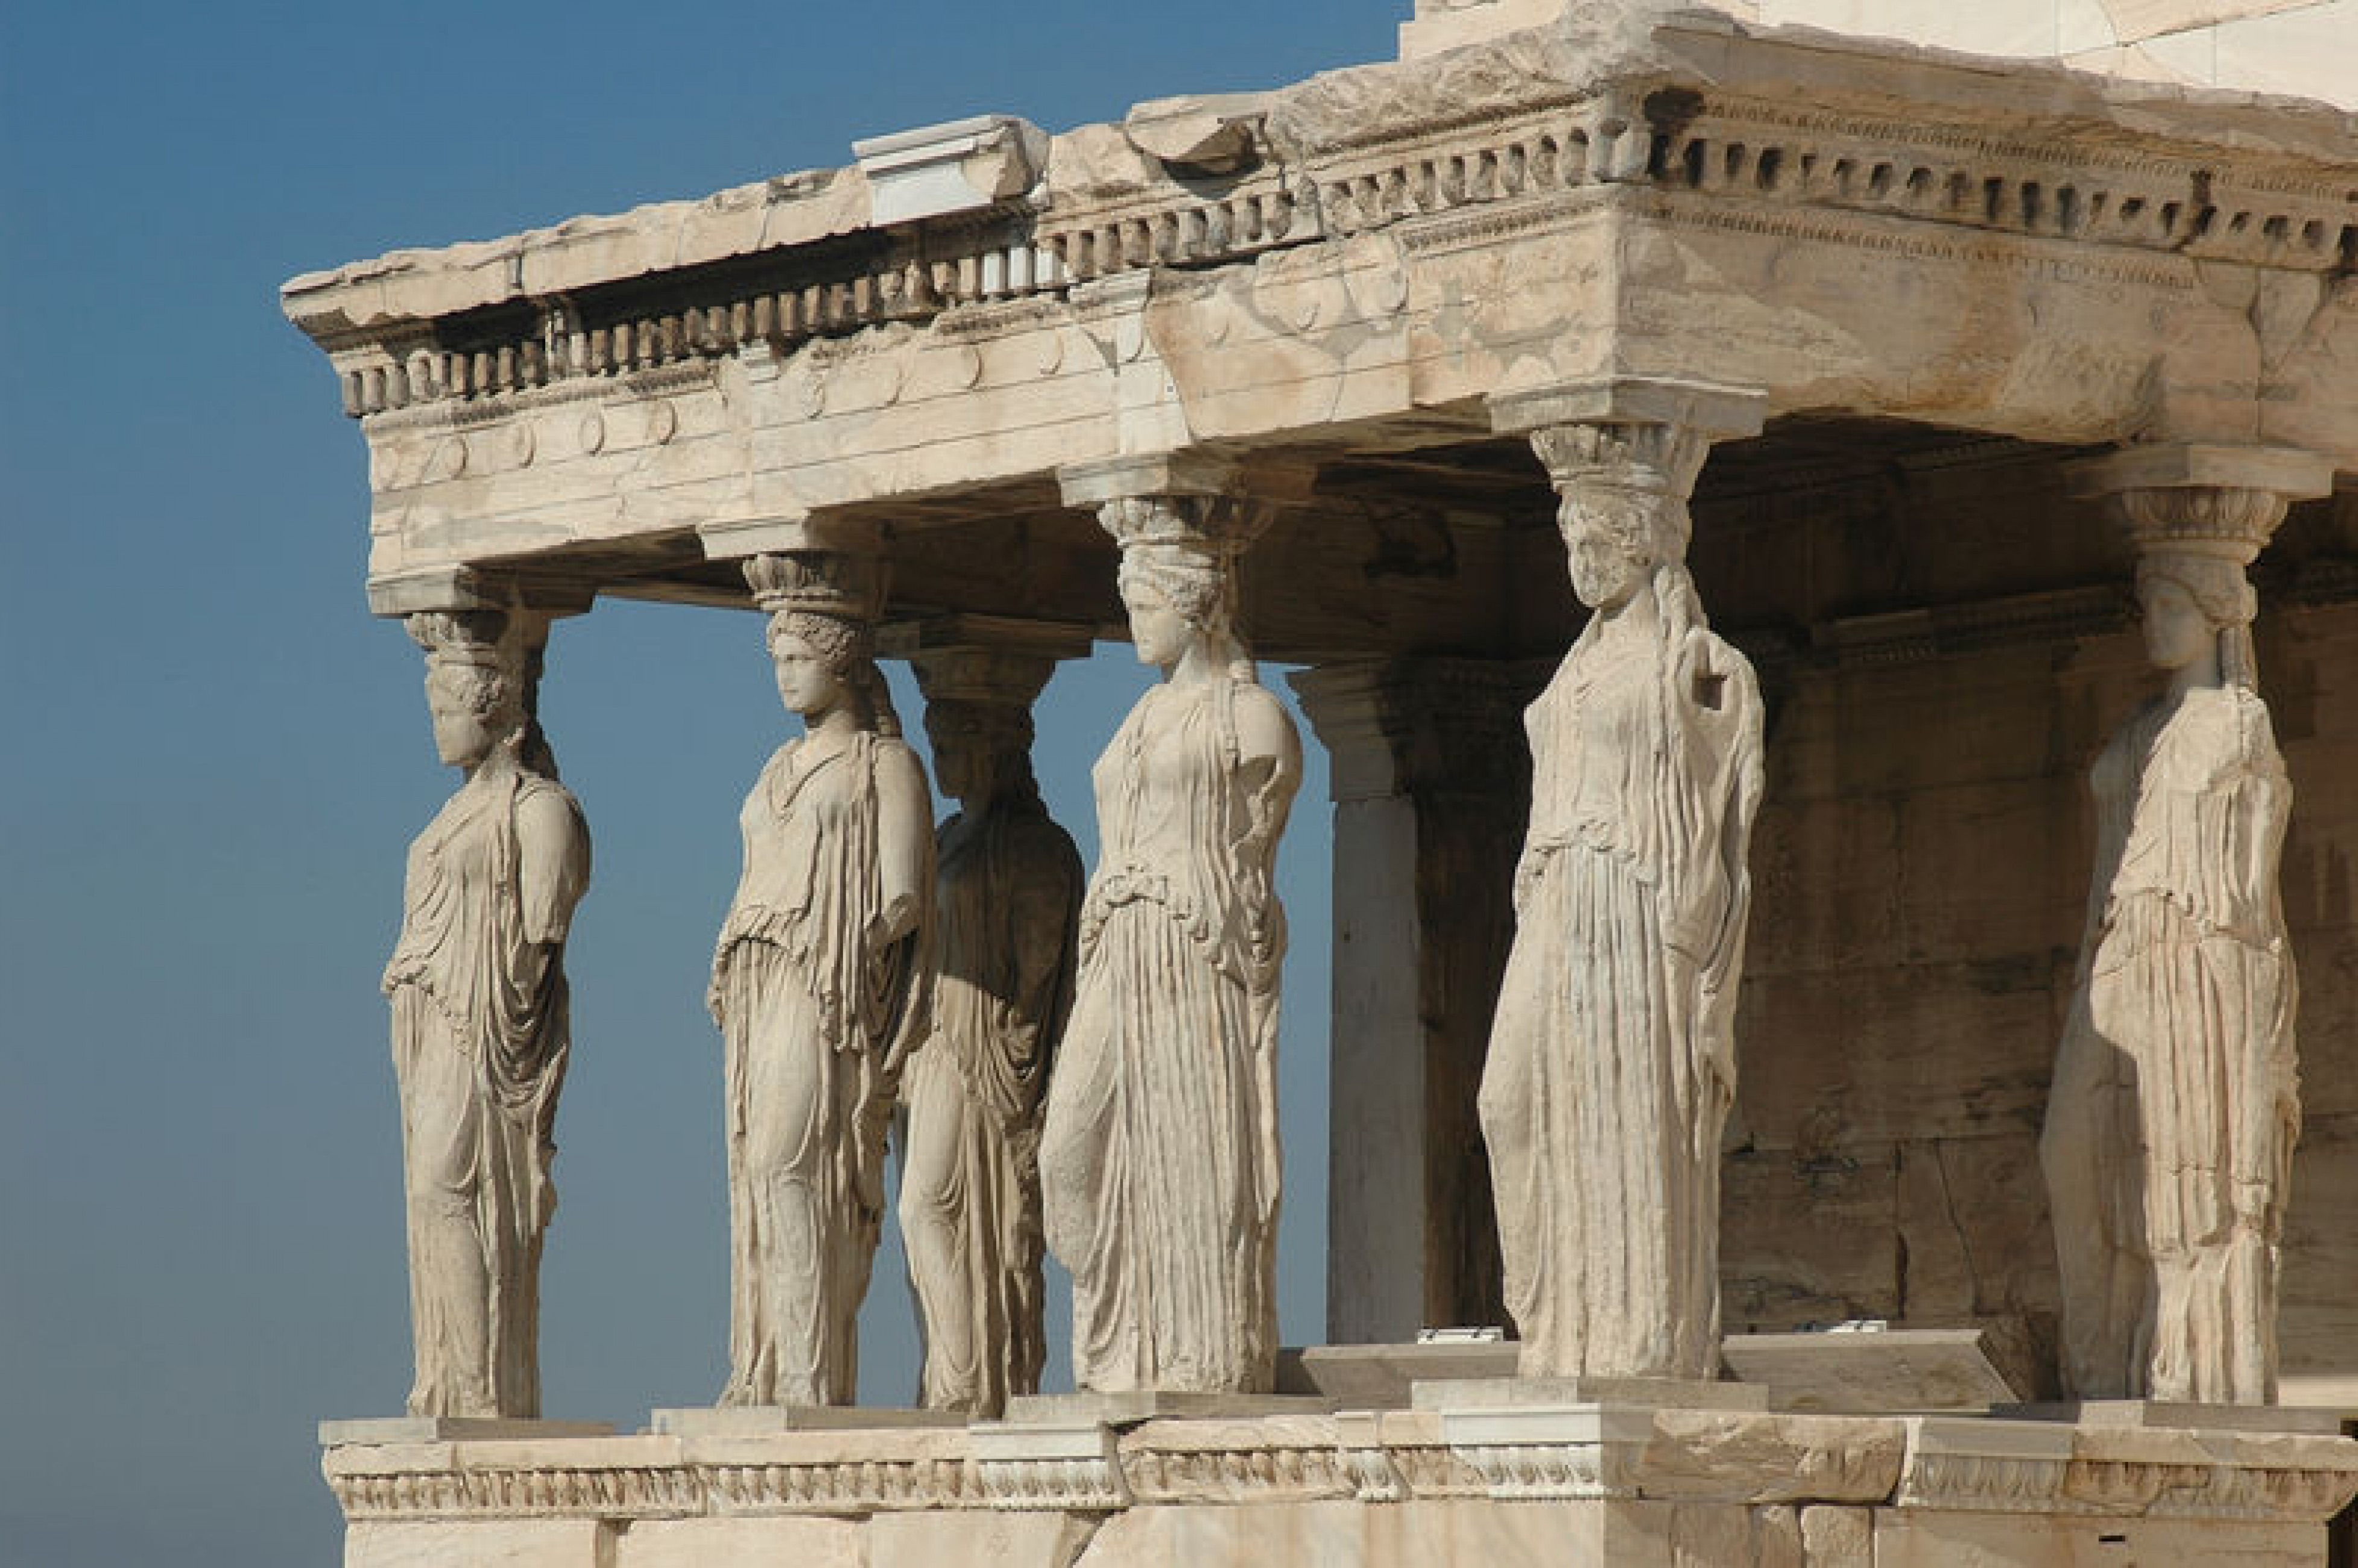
[282,4,2358,630]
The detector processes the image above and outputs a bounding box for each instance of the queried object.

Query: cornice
[297,22,2357,431]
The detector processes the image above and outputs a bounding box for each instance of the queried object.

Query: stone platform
[321,1402,2358,1566]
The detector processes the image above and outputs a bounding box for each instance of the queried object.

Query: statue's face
[770,633,846,719]
[1122,583,1192,669]
[930,729,982,800]
[1563,496,1652,612]
[426,666,501,768]
[2140,577,2213,672]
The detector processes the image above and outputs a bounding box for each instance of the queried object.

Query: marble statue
[1479,424,1765,1380]
[712,552,934,1407]
[1041,510,1301,1393]
[899,671,1084,1415]
[2042,543,2299,1404]
[384,609,592,1418]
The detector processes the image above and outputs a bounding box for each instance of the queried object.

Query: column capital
[697,511,883,563]
[885,613,1097,709]
[2064,443,2336,505]
[2067,443,2336,568]
[1487,376,1768,445]
[365,564,595,620]
[1058,450,1242,507]
[741,546,888,622]
[1058,450,1316,552]
[1491,378,1766,519]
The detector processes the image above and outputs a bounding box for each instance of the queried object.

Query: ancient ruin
[294,1,2358,1561]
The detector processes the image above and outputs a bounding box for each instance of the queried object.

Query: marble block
[1721,1327,2022,1414]
[320,1416,615,1446]
[1996,1400,2350,1436]
[1277,1343,1520,1406]
[648,1405,965,1436]
[1002,1390,1332,1426]
[1410,1376,1769,1412]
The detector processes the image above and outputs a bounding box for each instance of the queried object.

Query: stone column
[888,617,1092,1417]
[374,569,595,1423]
[698,516,938,1410]
[1040,454,1304,1395]
[2043,443,2334,1405]
[1289,659,1544,1345]
[1479,377,1768,1382]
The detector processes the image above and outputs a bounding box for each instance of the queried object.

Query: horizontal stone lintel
[318,1405,2358,1526]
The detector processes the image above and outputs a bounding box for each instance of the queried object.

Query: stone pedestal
[321,1403,2358,1567]
[650,1405,965,1435]
[1291,660,1543,1346]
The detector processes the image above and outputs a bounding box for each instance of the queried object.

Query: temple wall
[1704,472,2358,1396]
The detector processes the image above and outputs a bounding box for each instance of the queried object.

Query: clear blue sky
[0,3,1401,1561]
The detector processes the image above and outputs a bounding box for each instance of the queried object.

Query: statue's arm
[515,789,590,947]
[872,744,934,948]
[1010,828,1086,1052]
[1231,683,1304,835]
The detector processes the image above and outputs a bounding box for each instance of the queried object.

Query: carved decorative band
[1895,1453,2076,1514]
[340,223,1065,420]
[323,1418,2358,1524]
[971,1455,1128,1512]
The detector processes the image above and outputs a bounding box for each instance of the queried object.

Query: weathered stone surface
[1876,1511,2322,1566]
[2281,1116,2358,1378]
[347,1519,608,1567]
[1800,1502,1873,1566]
[615,1517,863,1568]
[1722,1329,2021,1414]
[1722,1146,1901,1327]
[867,1513,1102,1568]
[1638,1411,1909,1502]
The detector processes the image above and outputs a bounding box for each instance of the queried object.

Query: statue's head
[1560,483,1687,613]
[765,609,868,720]
[2135,549,2256,683]
[1117,543,1229,670]
[411,610,528,770]
[1532,422,1704,614]
[923,697,1035,806]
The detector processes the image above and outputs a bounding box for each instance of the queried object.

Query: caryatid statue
[899,645,1085,1415]
[1479,400,1765,1381]
[711,548,934,1407]
[2043,456,2315,1405]
[1041,490,1302,1394]
[384,608,592,1418]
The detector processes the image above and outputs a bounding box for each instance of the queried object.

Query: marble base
[1277,1343,1519,1407]
[1722,1327,2021,1414]
[1996,1399,2350,1436]
[649,1405,965,1436]
[1004,1389,1332,1426]
[1409,1375,1769,1412]
[322,1405,2358,1567]
[320,1416,615,1446]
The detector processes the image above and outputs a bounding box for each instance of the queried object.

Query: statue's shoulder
[870,733,934,801]
[2216,684,2284,773]
[1228,678,1301,756]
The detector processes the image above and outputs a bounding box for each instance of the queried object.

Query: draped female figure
[2042,551,2297,1403]
[385,610,590,1418]
[1479,467,1763,1380]
[712,598,932,1407]
[899,694,1083,1414]
[1041,537,1300,1393]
